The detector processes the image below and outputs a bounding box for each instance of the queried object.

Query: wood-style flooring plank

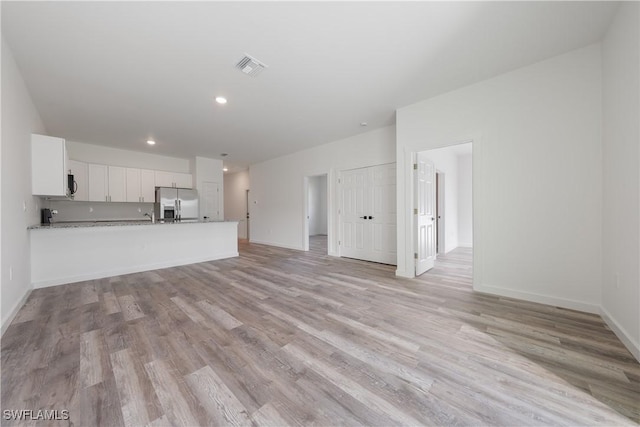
[1,237,638,426]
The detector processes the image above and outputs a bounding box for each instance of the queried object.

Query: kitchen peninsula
[30,220,238,288]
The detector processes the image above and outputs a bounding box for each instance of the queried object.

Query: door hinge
[338,209,341,215]
[338,178,341,184]
[414,252,418,259]
[338,240,341,245]
[414,208,418,215]
[413,163,418,170]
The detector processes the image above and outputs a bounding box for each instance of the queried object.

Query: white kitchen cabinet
[88,164,108,202]
[155,170,192,189]
[31,134,69,197]
[108,166,126,202]
[154,171,174,188]
[125,168,141,202]
[126,168,156,202]
[88,164,126,202]
[140,169,156,202]
[67,160,88,201]
[174,172,193,188]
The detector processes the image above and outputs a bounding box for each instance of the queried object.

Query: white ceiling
[2,1,618,171]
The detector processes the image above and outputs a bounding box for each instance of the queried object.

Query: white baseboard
[600,306,640,362]
[249,239,304,251]
[395,269,415,278]
[457,242,473,248]
[32,252,239,289]
[1,287,33,336]
[474,283,600,314]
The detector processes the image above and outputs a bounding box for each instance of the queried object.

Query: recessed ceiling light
[223,167,229,172]
[360,122,368,127]
[147,140,156,145]
[215,97,227,104]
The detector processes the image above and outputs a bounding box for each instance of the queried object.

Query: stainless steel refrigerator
[155,187,199,221]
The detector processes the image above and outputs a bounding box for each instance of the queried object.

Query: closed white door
[415,153,436,275]
[340,163,396,265]
[341,167,369,260]
[202,181,219,220]
[370,163,397,264]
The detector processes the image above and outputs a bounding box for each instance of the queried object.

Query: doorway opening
[304,174,328,254]
[415,142,472,276]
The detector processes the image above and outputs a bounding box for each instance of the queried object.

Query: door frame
[303,173,329,252]
[398,137,479,284]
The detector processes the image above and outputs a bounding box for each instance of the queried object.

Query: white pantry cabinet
[31,134,69,197]
[67,160,88,201]
[126,168,156,203]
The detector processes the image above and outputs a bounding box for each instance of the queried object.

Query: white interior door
[202,181,219,220]
[415,153,436,275]
[370,163,397,264]
[340,163,396,265]
[341,167,369,260]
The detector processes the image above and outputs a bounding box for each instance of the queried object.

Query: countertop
[28,219,235,230]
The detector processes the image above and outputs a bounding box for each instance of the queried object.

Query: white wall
[67,140,190,173]
[601,2,640,360]
[458,153,473,247]
[224,170,250,239]
[250,126,395,253]
[309,175,328,236]
[45,200,153,222]
[1,39,45,333]
[397,44,603,314]
[192,156,224,220]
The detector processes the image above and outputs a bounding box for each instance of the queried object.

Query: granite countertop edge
[29,220,237,230]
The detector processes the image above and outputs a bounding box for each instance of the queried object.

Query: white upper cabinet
[108,166,126,202]
[67,160,88,201]
[174,172,193,189]
[155,170,192,189]
[126,168,156,202]
[154,170,174,188]
[88,164,126,202]
[31,134,69,197]
[88,164,108,202]
[140,169,156,202]
[125,168,141,202]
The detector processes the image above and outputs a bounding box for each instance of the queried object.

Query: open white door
[415,153,436,275]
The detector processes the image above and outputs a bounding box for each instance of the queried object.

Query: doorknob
[368,216,374,220]
[360,216,367,219]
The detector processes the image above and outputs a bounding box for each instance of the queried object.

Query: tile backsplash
[43,200,155,223]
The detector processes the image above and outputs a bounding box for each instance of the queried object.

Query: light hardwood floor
[2,237,639,426]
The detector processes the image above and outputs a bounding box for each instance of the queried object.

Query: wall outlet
[9,267,13,281]
[89,207,94,213]
[23,201,27,212]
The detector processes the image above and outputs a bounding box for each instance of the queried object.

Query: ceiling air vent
[235,54,267,77]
